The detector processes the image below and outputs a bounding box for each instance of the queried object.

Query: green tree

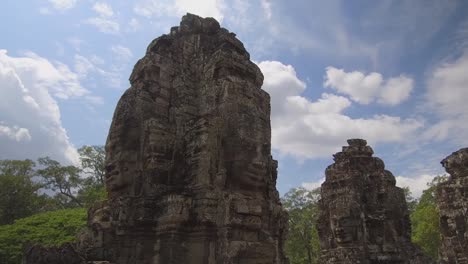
[403,186,417,213]
[0,160,42,225]
[36,157,84,208]
[78,145,105,185]
[77,145,107,207]
[410,175,448,261]
[0,208,87,264]
[282,187,321,264]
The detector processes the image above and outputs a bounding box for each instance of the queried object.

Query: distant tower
[317,139,433,264]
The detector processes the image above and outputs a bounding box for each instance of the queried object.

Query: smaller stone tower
[317,139,433,264]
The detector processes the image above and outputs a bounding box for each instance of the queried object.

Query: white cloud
[0,50,85,164]
[128,18,141,32]
[134,0,225,22]
[73,54,123,89]
[47,0,77,11]
[111,45,133,62]
[302,177,324,191]
[174,0,225,21]
[84,2,119,34]
[424,50,468,144]
[426,50,468,117]
[324,67,413,105]
[0,124,31,142]
[260,0,272,20]
[258,60,423,159]
[92,2,114,17]
[258,60,306,117]
[83,17,120,34]
[395,174,435,198]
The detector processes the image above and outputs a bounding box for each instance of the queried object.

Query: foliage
[282,187,321,264]
[0,208,87,264]
[410,175,448,261]
[77,184,107,208]
[36,157,84,208]
[0,160,43,225]
[0,145,106,224]
[78,145,105,185]
[402,186,417,213]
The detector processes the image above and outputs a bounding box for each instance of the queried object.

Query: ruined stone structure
[437,148,468,264]
[23,14,287,264]
[317,139,432,264]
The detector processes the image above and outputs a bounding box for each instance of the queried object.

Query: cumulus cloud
[395,174,436,198]
[0,50,87,164]
[324,67,413,105]
[47,0,77,11]
[84,2,119,34]
[0,124,31,142]
[258,61,422,159]
[134,0,225,22]
[92,2,113,17]
[424,50,468,144]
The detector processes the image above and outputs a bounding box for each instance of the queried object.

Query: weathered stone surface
[317,139,433,264]
[22,243,85,264]
[27,13,287,264]
[437,148,468,264]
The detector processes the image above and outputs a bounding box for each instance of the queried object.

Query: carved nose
[105,164,116,177]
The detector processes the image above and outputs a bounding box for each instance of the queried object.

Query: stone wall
[437,148,468,264]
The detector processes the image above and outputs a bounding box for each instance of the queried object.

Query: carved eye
[105,164,115,173]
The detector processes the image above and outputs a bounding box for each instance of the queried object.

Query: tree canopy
[282,187,321,264]
[0,208,87,264]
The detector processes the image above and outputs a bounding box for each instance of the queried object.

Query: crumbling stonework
[22,243,85,264]
[437,148,468,264]
[317,139,433,264]
[23,14,287,264]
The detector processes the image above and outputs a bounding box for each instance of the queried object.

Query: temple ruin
[317,139,433,264]
[23,12,468,264]
[24,13,288,264]
[437,148,468,264]
[80,13,287,264]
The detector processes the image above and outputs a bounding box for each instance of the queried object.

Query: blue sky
[1,0,467,197]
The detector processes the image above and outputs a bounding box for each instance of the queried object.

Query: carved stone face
[330,199,360,246]
[228,101,270,192]
[105,151,137,196]
[332,216,359,244]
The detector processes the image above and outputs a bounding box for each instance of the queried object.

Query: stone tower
[317,139,432,264]
[75,14,287,264]
[437,148,468,264]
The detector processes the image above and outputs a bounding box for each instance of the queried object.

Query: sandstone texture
[22,243,85,264]
[317,139,433,264]
[23,13,287,264]
[437,148,468,264]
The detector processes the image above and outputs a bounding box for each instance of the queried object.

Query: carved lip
[244,161,267,183]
